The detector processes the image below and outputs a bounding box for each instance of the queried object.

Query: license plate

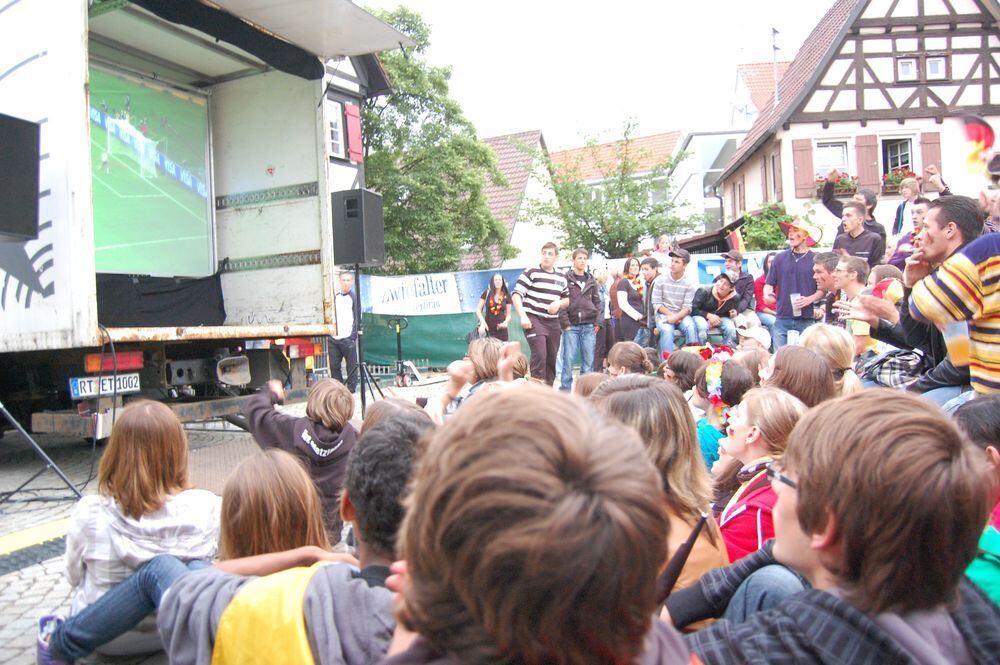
[68,373,141,400]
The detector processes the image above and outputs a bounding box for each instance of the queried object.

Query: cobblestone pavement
[0,377,449,664]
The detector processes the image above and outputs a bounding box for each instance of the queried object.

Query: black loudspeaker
[332,189,384,267]
[0,113,40,242]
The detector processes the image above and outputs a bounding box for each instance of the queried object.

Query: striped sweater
[513,266,568,319]
[909,233,999,394]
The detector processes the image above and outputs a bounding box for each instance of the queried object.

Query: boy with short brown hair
[388,386,695,664]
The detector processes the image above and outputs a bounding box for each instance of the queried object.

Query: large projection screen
[88,66,213,277]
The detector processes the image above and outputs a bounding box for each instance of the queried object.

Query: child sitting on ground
[158,413,432,665]
[39,448,351,664]
[39,401,220,661]
[244,378,358,542]
[384,386,694,664]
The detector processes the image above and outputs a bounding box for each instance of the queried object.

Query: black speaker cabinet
[332,189,384,268]
[0,113,40,242]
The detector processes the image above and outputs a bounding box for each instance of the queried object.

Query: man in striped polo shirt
[909,197,997,397]
[513,242,569,385]
[650,248,699,355]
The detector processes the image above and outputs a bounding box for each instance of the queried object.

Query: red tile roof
[549,131,682,182]
[721,0,862,181]
[459,130,545,270]
[737,61,792,113]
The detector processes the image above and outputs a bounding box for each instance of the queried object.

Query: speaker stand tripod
[0,398,82,508]
[348,263,383,417]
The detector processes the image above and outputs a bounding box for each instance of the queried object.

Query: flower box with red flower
[815,174,858,197]
[881,167,920,194]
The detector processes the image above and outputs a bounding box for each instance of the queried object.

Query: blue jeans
[559,324,596,391]
[693,317,738,347]
[772,317,814,349]
[654,314,698,354]
[941,390,975,414]
[722,564,807,624]
[51,555,208,661]
[757,313,776,349]
[918,385,968,407]
[633,326,651,348]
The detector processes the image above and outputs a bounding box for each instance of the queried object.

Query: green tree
[525,121,700,258]
[741,203,795,251]
[362,7,513,274]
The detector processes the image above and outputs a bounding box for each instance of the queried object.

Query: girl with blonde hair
[590,376,728,595]
[716,388,807,562]
[800,324,864,395]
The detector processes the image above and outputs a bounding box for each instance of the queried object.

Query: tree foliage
[525,121,701,258]
[362,7,513,274]
[741,203,795,251]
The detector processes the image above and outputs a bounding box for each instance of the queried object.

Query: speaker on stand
[331,189,385,416]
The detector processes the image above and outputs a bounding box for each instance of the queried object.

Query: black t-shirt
[480,289,509,324]
[832,230,885,267]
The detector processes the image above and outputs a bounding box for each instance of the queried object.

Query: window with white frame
[896,57,918,82]
[590,186,604,204]
[926,56,947,80]
[814,140,849,177]
[881,137,913,175]
[325,100,346,160]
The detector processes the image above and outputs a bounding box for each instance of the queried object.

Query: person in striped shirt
[910,228,999,395]
[512,242,569,385]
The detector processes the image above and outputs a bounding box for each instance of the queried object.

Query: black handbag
[861,349,929,388]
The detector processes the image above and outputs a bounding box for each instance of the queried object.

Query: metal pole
[772,28,780,109]
[0,399,82,501]
[353,263,366,417]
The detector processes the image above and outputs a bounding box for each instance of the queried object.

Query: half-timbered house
[717,0,1000,240]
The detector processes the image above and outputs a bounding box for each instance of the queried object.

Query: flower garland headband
[700,344,736,425]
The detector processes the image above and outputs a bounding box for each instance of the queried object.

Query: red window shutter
[739,176,746,213]
[920,132,941,174]
[855,135,879,192]
[773,149,783,202]
[731,184,737,219]
[761,158,769,203]
[792,139,815,198]
[345,103,364,164]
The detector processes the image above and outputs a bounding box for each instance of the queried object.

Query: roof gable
[549,131,682,182]
[737,61,792,113]
[720,0,863,181]
[458,130,545,270]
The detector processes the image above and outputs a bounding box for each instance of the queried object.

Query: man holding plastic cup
[909,196,996,398]
[764,220,825,349]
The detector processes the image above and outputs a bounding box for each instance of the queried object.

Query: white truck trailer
[0,0,409,437]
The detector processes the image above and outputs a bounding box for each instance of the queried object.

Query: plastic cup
[942,321,971,366]
[787,329,801,346]
[790,292,802,317]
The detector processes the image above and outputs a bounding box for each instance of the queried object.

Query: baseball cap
[737,326,772,350]
[713,272,735,285]
[721,250,743,262]
[668,248,691,263]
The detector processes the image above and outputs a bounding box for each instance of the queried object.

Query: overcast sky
[361,0,836,150]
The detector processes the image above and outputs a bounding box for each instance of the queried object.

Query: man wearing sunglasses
[667,391,1000,662]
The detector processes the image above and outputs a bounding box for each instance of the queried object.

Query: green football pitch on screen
[89,66,212,277]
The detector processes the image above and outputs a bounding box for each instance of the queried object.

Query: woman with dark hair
[754,252,777,340]
[615,257,645,344]
[475,273,512,341]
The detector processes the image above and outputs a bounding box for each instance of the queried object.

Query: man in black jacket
[692,274,740,346]
[722,250,755,323]
[557,248,600,391]
[673,392,1000,664]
